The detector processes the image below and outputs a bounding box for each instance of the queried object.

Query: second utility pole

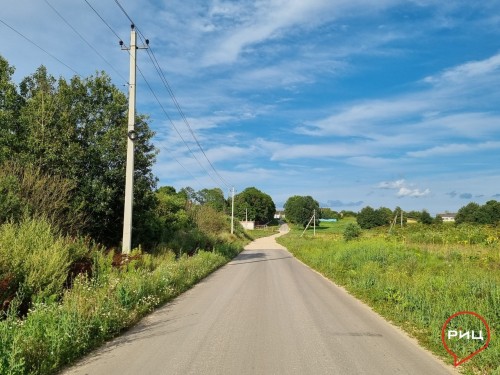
[121,24,148,254]
[231,187,235,234]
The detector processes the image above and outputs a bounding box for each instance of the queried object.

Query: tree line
[281,192,500,229]
[0,55,278,250]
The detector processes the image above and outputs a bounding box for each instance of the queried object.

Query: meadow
[277,219,500,375]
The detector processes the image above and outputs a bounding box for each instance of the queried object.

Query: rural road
[61,227,456,375]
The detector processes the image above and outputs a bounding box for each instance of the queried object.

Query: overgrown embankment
[277,223,500,375]
[0,218,248,375]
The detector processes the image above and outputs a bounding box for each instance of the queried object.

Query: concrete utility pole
[301,210,317,238]
[230,187,235,234]
[313,209,316,236]
[121,25,148,254]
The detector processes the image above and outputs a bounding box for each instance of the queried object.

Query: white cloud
[423,53,500,86]
[408,141,500,158]
[397,187,430,198]
[270,142,371,160]
[377,179,431,198]
[377,179,407,189]
[200,0,406,66]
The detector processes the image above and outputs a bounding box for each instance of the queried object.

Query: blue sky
[1,0,500,214]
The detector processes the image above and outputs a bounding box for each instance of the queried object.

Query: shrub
[0,217,90,311]
[343,223,362,241]
[191,205,229,235]
[0,173,23,224]
[0,161,85,235]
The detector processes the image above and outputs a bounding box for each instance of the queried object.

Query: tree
[455,200,500,225]
[154,186,191,239]
[419,210,433,225]
[0,60,158,246]
[0,55,24,163]
[477,200,500,224]
[234,187,276,223]
[378,207,393,225]
[284,195,320,226]
[356,206,392,229]
[320,207,339,220]
[195,188,226,212]
[340,210,357,218]
[455,202,481,224]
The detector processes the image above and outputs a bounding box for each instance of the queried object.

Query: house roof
[437,213,457,217]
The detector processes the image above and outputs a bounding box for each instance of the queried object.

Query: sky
[1,0,500,214]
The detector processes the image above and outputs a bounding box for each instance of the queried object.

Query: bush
[343,223,362,241]
[0,237,242,374]
[191,205,229,235]
[0,161,85,235]
[0,173,23,224]
[0,218,91,311]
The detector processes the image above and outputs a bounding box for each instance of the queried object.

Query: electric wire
[144,46,232,189]
[83,0,122,41]
[82,1,212,187]
[44,0,128,83]
[0,17,80,76]
[113,0,134,26]
[112,0,232,190]
[136,65,225,190]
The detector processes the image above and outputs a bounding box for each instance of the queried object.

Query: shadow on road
[229,251,293,265]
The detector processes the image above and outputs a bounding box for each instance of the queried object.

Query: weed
[277,222,500,374]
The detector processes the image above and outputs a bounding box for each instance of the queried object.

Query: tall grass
[0,217,244,375]
[278,223,500,375]
[0,218,90,305]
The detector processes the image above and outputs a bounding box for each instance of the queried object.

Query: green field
[277,219,500,375]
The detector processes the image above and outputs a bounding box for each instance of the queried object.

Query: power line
[83,0,122,41]
[113,0,134,26]
[44,0,128,83]
[81,1,215,189]
[112,0,232,190]
[0,17,80,76]
[136,65,226,190]
[144,46,232,189]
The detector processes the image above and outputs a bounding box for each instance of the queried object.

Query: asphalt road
[61,229,456,375]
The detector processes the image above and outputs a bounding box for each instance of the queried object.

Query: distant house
[274,211,285,219]
[438,213,457,222]
[240,221,255,230]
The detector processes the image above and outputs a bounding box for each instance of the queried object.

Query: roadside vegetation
[0,217,249,375]
[277,218,500,374]
[0,55,276,374]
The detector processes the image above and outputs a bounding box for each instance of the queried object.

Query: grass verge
[0,218,247,375]
[277,223,499,375]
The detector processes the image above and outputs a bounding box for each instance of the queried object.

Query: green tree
[196,188,227,212]
[378,207,393,225]
[455,202,481,224]
[455,200,500,225]
[356,206,392,229]
[419,210,433,225]
[320,207,339,220]
[154,186,191,239]
[477,200,500,224]
[1,61,158,246]
[340,210,357,218]
[284,195,320,226]
[0,55,24,163]
[234,187,276,223]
